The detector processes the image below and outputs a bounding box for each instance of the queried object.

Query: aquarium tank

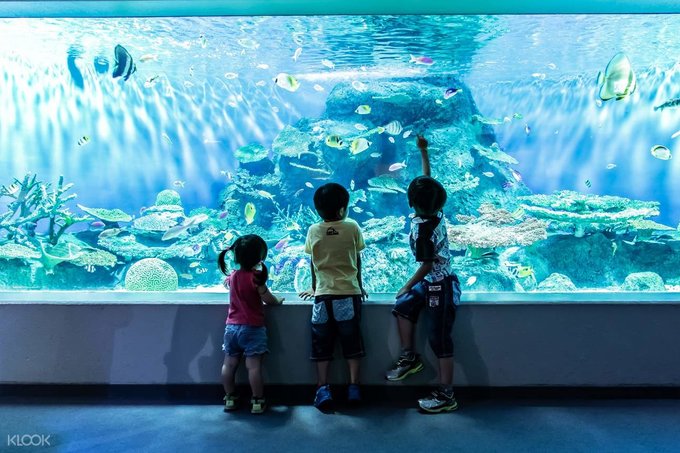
[1,14,679,294]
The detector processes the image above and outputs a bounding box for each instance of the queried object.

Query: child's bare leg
[438,357,454,386]
[397,316,415,351]
[245,355,264,398]
[347,358,361,384]
[316,360,330,386]
[221,356,240,395]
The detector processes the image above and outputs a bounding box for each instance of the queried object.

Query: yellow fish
[355,105,371,115]
[350,138,371,155]
[244,202,256,225]
[325,135,344,149]
[515,266,534,278]
[274,73,300,92]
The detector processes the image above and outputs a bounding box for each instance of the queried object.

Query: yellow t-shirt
[304,218,366,296]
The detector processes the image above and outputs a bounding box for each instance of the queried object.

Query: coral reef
[621,272,665,291]
[362,216,406,243]
[155,189,182,207]
[448,203,547,258]
[76,204,132,223]
[537,273,577,292]
[124,258,178,291]
[519,191,660,237]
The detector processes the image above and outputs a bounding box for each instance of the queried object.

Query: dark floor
[3,390,680,453]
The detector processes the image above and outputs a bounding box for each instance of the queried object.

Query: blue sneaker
[314,385,334,413]
[347,384,361,406]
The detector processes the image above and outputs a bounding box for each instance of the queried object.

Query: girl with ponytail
[218,234,283,414]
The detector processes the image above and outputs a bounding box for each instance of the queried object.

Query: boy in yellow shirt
[299,182,366,412]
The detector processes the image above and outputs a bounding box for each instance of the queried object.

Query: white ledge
[1,290,680,305]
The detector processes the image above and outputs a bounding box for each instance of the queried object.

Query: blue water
[1,14,680,292]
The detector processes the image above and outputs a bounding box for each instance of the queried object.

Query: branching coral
[0,174,88,247]
[447,203,547,258]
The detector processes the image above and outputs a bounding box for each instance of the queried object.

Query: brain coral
[124,258,178,291]
[155,190,182,207]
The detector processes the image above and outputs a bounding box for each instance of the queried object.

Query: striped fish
[112,45,136,81]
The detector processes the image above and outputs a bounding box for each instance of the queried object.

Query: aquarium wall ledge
[2,290,680,305]
[1,0,680,17]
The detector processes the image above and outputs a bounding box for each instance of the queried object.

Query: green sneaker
[385,353,424,381]
[223,393,239,412]
[250,397,267,414]
[418,388,458,413]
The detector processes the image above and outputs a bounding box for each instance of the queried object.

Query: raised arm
[416,134,431,177]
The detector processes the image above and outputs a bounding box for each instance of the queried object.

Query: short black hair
[407,176,447,216]
[313,183,350,221]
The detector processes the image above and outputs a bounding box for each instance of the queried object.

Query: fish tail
[654,105,661,111]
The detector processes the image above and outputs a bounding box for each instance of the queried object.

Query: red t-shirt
[225,270,265,327]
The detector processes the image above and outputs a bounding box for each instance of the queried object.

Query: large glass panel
[0,15,678,293]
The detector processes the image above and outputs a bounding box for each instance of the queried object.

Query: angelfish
[598,52,636,101]
[112,44,137,81]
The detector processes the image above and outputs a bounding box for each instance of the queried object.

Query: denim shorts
[222,324,269,357]
[392,275,460,358]
[310,294,365,361]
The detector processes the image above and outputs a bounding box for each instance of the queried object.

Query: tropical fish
[585,179,592,188]
[189,262,201,268]
[256,63,269,69]
[313,84,324,91]
[90,221,105,229]
[219,211,228,219]
[547,63,557,70]
[502,181,515,190]
[384,120,403,136]
[388,137,395,144]
[199,34,207,48]
[653,98,680,111]
[525,124,531,135]
[275,236,291,251]
[292,47,302,61]
[350,138,371,155]
[512,266,534,278]
[196,267,208,274]
[355,105,371,115]
[598,52,636,101]
[352,80,368,92]
[511,207,525,220]
[98,228,122,239]
[366,212,374,217]
[354,123,368,131]
[325,135,344,149]
[321,59,335,69]
[244,202,257,225]
[389,161,407,172]
[435,99,443,105]
[224,72,238,79]
[350,179,355,191]
[368,187,398,194]
[144,75,161,88]
[410,55,434,65]
[188,66,195,77]
[370,152,381,158]
[161,214,209,241]
[352,206,363,214]
[305,182,314,189]
[513,113,524,120]
[482,172,494,177]
[532,73,546,80]
[650,145,672,160]
[509,168,522,182]
[85,264,96,273]
[292,32,304,46]
[403,130,412,138]
[139,54,158,63]
[112,45,136,81]
[368,175,405,193]
[180,273,193,280]
[237,38,259,49]
[606,163,617,170]
[274,73,300,92]
[257,189,275,200]
[255,80,267,87]
[77,136,90,146]
[466,276,477,286]
[444,88,461,99]
[173,180,185,188]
